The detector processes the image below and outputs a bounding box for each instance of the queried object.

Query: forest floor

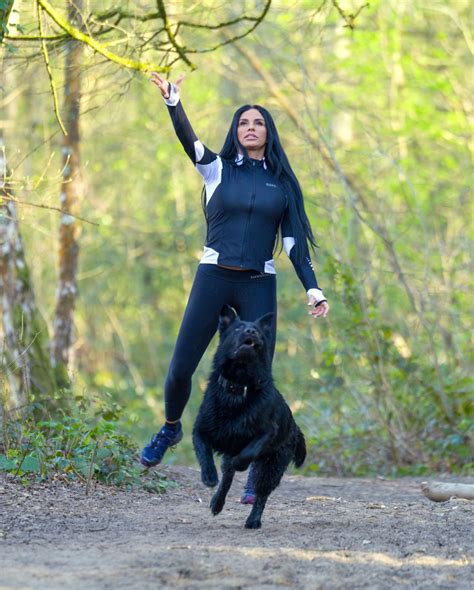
[0,468,473,590]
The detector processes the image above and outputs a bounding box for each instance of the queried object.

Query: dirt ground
[0,468,472,590]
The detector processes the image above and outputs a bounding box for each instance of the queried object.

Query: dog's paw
[231,456,251,472]
[201,468,218,487]
[244,517,262,529]
[210,493,226,515]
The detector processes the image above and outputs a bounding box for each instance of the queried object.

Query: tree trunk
[1,20,30,410]
[51,0,83,384]
[0,161,30,409]
[0,45,57,417]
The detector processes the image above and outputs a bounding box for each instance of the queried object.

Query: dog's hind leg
[210,455,235,516]
[193,429,218,487]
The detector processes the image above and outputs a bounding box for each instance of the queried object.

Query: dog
[192,304,306,529]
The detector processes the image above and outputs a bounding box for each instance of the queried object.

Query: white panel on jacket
[200,246,219,264]
[264,259,276,274]
[283,237,296,256]
[196,153,223,203]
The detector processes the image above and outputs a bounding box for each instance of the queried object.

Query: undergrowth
[0,396,175,494]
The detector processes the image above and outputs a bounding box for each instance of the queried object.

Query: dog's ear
[255,312,275,339]
[218,304,239,334]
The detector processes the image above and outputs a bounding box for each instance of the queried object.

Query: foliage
[1,0,473,476]
[0,399,174,493]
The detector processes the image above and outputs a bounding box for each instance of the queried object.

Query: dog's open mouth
[235,337,257,353]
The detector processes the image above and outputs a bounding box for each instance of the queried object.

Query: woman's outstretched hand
[150,72,185,99]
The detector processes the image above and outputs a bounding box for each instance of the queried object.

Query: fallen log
[421,481,474,502]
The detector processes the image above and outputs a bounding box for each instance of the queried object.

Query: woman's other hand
[150,72,185,99]
[307,292,329,318]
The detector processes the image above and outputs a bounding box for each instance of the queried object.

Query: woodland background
[0,0,472,482]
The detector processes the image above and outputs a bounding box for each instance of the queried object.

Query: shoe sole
[140,457,158,468]
[140,440,183,468]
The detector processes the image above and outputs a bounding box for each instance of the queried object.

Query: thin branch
[5,33,67,41]
[156,0,195,70]
[1,191,99,226]
[183,0,272,55]
[36,1,67,136]
[13,438,32,479]
[93,3,272,37]
[331,0,370,30]
[137,27,166,52]
[37,0,170,73]
[177,8,271,32]
[85,440,99,496]
[3,329,42,373]
[93,9,160,24]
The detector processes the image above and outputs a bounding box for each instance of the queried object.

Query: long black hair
[202,104,317,262]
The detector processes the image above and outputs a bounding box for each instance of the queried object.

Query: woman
[141,73,329,503]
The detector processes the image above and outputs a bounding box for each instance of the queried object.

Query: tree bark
[1,25,30,410]
[0,46,57,415]
[51,0,83,383]
[0,161,30,409]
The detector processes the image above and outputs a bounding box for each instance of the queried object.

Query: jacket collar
[235,153,267,170]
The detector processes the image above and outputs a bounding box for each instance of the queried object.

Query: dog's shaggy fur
[193,304,306,529]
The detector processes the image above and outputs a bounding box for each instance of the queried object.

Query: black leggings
[165,264,277,421]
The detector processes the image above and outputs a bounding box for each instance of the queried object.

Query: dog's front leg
[231,429,276,471]
[192,428,218,487]
[210,455,235,516]
[245,494,269,529]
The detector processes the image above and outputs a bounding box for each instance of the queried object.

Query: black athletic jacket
[163,84,325,299]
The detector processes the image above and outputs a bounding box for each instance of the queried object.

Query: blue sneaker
[140,423,183,467]
[240,464,256,504]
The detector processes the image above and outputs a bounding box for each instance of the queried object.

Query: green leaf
[20,456,41,473]
[0,454,16,471]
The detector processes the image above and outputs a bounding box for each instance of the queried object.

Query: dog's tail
[293,427,306,468]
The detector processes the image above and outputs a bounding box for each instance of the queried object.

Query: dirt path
[1,468,472,589]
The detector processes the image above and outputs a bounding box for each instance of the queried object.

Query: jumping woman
[141,73,330,504]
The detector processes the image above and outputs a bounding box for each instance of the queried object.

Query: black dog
[192,304,306,529]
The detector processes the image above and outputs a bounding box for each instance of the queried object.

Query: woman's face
[237,108,267,154]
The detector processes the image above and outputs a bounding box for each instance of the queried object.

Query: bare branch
[1,190,99,226]
[177,6,271,32]
[183,0,272,55]
[36,1,67,136]
[156,0,195,70]
[331,0,370,30]
[5,33,67,41]
[37,0,170,73]
[93,9,160,24]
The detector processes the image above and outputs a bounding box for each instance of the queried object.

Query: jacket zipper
[240,161,257,265]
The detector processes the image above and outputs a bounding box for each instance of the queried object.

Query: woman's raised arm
[150,73,219,182]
